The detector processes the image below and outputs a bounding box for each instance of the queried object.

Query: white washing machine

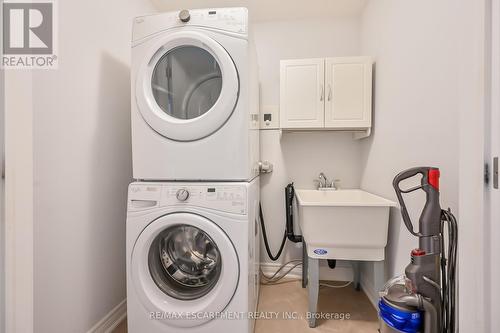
[131,8,260,181]
[126,179,260,333]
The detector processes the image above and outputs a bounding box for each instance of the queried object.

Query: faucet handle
[331,179,341,189]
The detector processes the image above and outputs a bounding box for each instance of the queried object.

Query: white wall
[4,71,34,333]
[358,0,460,302]
[31,0,154,332]
[0,61,4,333]
[0,13,4,327]
[253,18,364,276]
[457,0,489,331]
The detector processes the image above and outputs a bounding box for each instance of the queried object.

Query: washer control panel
[164,184,247,215]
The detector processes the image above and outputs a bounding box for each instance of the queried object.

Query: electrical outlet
[260,105,279,129]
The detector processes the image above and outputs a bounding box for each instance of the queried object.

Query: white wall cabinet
[279,58,325,128]
[280,57,373,133]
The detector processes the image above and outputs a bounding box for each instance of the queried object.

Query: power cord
[440,209,458,333]
[259,259,353,289]
[320,281,353,289]
[260,260,302,284]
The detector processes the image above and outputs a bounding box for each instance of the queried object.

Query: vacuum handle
[393,167,437,237]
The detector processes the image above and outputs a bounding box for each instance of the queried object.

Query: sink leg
[352,261,361,291]
[302,241,308,288]
[308,257,319,328]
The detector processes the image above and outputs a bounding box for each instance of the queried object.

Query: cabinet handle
[327,84,332,101]
[320,84,324,101]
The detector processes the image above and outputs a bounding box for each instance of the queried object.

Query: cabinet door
[280,58,325,128]
[324,57,373,128]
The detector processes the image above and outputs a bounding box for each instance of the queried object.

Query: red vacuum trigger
[428,169,440,190]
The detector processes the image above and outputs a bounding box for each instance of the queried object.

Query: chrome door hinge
[485,163,490,185]
[494,157,499,189]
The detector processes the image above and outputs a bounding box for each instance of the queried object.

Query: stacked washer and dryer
[126,8,261,333]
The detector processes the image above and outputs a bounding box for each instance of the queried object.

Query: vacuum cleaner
[378,167,458,333]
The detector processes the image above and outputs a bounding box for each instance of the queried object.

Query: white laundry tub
[295,189,396,261]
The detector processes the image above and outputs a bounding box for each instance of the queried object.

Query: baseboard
[360,275,378,310]
[87,299,127,333]
[260,261,353,282]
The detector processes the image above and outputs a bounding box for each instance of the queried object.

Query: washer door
[131,213,239,328]
[135,31,239,141]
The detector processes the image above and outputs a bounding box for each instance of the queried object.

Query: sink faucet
[318,172,329,188]
[316,172,338,190]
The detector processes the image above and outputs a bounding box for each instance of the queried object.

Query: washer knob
[179,9,190,23]
[176,188,190,201]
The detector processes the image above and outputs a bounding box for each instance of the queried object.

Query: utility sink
[295,189,396,261]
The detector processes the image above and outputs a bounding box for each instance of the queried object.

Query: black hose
[259,203,287,261]
[285,183,302,243]
[258,184,303,261]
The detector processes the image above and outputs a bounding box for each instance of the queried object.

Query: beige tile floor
[113,280,379,333]
[255,280,378,333]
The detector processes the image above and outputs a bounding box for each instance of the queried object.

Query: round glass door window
[151,46,223,120]
[148,224,222,300]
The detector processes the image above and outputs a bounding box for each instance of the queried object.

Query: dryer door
[131,212,239,328]
[135,31,239,141]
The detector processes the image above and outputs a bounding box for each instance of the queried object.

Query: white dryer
[131,8,260,181]
[126,179,260,333]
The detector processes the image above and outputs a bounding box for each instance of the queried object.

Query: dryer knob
[176,188,190,201]
[179,10,191,23]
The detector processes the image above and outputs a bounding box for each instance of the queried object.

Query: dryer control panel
[133,7,249,42]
